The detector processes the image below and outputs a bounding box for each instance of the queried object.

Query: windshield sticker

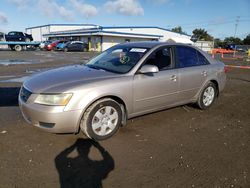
[130,48,147,53]
[120,55,130,64]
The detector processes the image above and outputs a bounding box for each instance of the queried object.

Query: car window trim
[136,45,176,73]
[174,45,210,69]
[196,50,210,65]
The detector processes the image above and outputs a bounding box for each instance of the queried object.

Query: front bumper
[19,96,83,133]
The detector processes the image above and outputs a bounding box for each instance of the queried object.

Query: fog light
[39,122,55,128]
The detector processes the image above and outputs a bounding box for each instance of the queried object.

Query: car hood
[24,65,121,93]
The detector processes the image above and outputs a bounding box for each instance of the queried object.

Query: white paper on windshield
[130,48,147,53]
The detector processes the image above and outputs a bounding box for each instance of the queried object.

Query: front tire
[80,98,122,140]
[197,82,217,109]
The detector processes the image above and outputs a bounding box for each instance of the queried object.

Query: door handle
[171,75,177,82]
[201,71,207,76]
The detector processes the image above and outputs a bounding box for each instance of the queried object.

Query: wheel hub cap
[92,106,118,136]
[203,86,215,106]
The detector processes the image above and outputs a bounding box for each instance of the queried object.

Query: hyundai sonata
[19,42,226,140]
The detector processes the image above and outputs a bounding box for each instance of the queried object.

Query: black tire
[80,98,122,140]
[197,82,217,109]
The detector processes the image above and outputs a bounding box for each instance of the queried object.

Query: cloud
[70,0,98,18]
[0,11,8,24]
[37,0,74,21]
[147,0,171,4]
[7,0,30,9]
[57,5,75,21]
[104,0,144,16]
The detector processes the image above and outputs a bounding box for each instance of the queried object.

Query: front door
[133,47,180,114]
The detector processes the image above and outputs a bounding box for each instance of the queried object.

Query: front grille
[20,87,32,102]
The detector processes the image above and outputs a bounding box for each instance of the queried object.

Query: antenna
[234,16,240,37]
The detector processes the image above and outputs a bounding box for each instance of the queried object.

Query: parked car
[45,40,65,51]
[0,32,4,41]
[19,42,227,140]
[5,31,33,42]
[55,41,68,51]
[39,40,52,50]
[235,46,248,53]
[63,41,88,52]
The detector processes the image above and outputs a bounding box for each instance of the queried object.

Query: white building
[193,41,214,53]
[26,24,193,51]
[25,24,98,42]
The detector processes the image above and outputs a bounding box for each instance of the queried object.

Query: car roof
[71,41,84,43]
[115,41,216,64]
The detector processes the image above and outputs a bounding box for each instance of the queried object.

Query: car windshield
[86,45,149,74]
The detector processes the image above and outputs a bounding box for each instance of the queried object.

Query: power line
[168,16,250,28]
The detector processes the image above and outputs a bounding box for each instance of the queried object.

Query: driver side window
[145,47,172,71]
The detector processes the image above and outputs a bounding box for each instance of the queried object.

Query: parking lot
[0,50,250,187]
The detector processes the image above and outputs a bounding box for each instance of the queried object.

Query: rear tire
[80,98,122,140]
[14,45,22,52]
[197,82,217,109]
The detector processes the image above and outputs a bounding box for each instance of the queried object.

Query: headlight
[34,93,73,106]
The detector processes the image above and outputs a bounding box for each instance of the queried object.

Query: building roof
[102,26,191,37]
[26,24,99,30]
[43,29,163,39]
[26,24,191,37]
[167,37,193,44]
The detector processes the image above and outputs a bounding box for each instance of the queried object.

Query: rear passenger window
[197,51,210,65]
[175,46,198,68]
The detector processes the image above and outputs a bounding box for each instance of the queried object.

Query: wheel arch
[210,79,219,97]
[76,95,128,133]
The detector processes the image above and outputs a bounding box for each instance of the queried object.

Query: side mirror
[139,65,159,74]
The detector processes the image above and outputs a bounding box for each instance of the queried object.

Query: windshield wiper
[86,64,102,70]
[86,64,121,74]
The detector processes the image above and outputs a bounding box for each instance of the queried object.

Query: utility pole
[233,16,240,57]
[234,16,240,38]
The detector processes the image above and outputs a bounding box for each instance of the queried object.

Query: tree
[224,37,242,45]
[243,34,250,45]
[214,38,226,48]
[171,26,186,34]
[192,28,213,41]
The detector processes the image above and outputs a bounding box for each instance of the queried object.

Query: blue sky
[0,0,249,39]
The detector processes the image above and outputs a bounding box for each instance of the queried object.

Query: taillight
[224,66,230,73]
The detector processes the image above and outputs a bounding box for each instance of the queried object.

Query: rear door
[133,46,180,114]
[75,42,83,51]
[68,43,76,51]
[175,46,211,101]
